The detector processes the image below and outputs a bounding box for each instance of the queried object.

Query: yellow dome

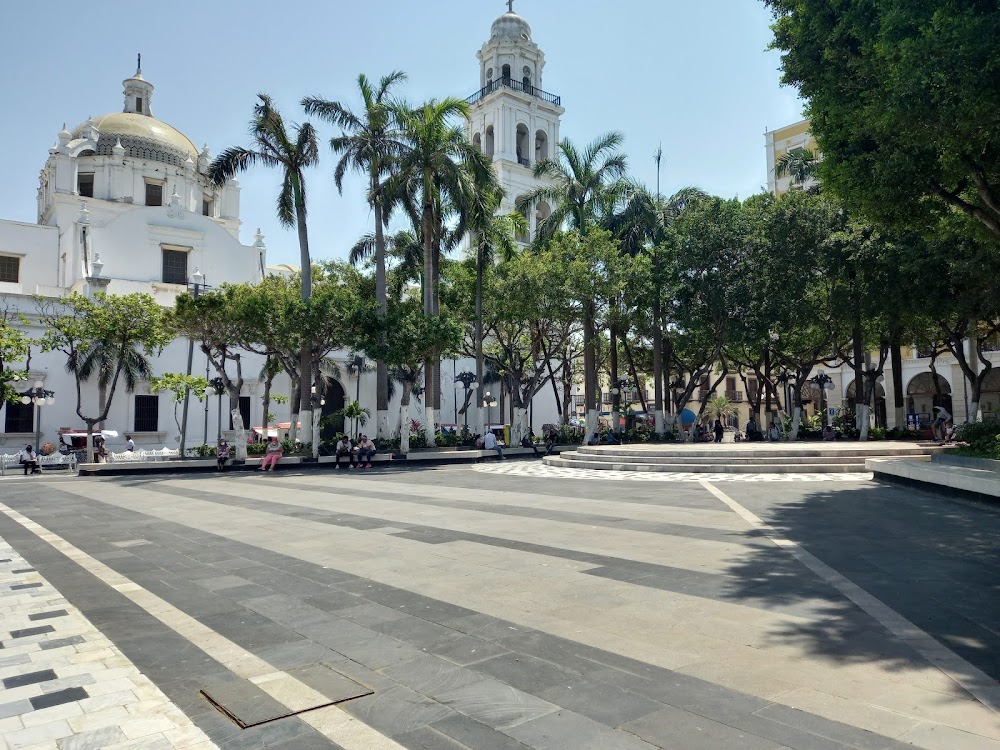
[72,112,199,167]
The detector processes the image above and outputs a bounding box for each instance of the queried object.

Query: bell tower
[465,3,564,239]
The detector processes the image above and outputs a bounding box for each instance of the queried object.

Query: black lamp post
[209,377,226,445]
[483,392,497,431]
[809,369,834,427]
[454,372,479,436]
[609,377,629,432]
[20,381,55,450]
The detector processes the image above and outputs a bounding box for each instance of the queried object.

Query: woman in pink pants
[258,437,283,471]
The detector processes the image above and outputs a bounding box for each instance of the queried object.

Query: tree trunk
[652,300,664,435]
[890,333,905,429]
[422,187,436,447]
[622,337,649,415]
[852,319,865,436]
[609,326,620,433]
[374,188,390,441]
[293,184,314,457]
[583,303,598,444]
[512,406,529,445]
[475,244,486,437]
[400,392,411,455]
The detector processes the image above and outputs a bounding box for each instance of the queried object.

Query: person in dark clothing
[520,433,541,456]
[714,419,724,443]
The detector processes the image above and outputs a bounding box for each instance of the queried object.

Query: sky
[0,0,804,268]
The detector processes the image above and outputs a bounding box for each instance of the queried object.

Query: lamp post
[809,369,834,427]
[609,377,629,433]
[179,268,205,458]
[209,377,225,445]
[483,391,497,432]
[454,372,479,437]
[21,381,55,450]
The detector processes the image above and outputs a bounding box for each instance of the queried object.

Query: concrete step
[574,445,941,459]
[545,455,873,473]
[869,458,1000,500]
[563,453,931,466]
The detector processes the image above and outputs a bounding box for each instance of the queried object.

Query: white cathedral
[0,7,565,451]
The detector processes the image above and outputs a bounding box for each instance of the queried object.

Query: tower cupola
[123,54,154,116]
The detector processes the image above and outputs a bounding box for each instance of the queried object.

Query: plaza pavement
[0,463,997,749]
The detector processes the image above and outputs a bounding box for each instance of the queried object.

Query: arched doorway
[320,380,346,442]
[535,129,548,162]
[906,372,952,425]
[980,368,1000,419]
[846,379,887,428]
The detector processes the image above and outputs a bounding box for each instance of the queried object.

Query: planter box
[932,453,1000,473]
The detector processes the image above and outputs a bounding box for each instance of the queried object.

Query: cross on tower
[507,0,514,12]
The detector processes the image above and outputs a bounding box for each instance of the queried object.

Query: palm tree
[73,341,152,429]
[303,71,407,441]
[391,98,493,445]
[209,94,319,449]
[775,147,819,188]
[705,395,738,425]
[516,132,630,444]
[608,185,707,433]
[348,227,424,302]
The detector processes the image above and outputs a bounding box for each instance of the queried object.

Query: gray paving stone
[431,715,533,750]
[381,653,488,697]
[426,633,511,666]
[57,725,128,750]
[472,652,584,694]
[332,634,427,671]
[40,635,86,651]
[622,705,787,749]
[296,618,378,649]
[339,683,456,738]
[28,608,69,621]
[538,677,665,727]
[241,594,334,629]
[392,725,470,750]
[3,668,57,688]
[509,709,658,750]
[749,704,910,750]
[30,686,88,710]
[435,676,559,731]
[254,639,346,671]
[370,614,464,648]
[338,602,412,627]
[0,698,31,720]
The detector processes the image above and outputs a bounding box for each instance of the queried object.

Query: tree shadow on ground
[719,481,1000,688]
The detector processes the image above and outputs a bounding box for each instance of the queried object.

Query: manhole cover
[201,664,372,728]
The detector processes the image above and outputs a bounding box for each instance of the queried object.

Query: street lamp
[454,372,479,436]
[483,391,497,432]
[609,377,629,433]
[179,268,207,458]
[21,381,55,449]
[209,377,225,445]
[809,369,835,427]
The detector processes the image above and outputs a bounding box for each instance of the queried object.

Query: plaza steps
[545,442,944,474]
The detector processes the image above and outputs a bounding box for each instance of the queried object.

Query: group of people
[473,428,558,459]
[737,418,782,442]
[333,434,378,469]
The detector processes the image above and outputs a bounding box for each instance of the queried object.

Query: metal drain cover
[201,664,373,728]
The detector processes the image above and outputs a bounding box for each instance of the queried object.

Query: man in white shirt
[483,431,504,460]
[20,445,40,475]
[931,405,952,442]
[335,436,354,469]
[125,435,135,452]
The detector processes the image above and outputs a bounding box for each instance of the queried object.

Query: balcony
[725,390,744,403]
[466,78,562,107]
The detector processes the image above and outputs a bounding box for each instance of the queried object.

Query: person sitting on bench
[20,445,40,475]
[484,431,504,459]
[335,435,355,468]
[355,435,376,468]
[259,436,283,471]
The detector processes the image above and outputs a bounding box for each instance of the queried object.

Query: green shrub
[954,419,1000,459]
[869,427,886,441]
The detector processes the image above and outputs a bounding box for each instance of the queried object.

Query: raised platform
[869,452,1000,502]
[546,441,944,474]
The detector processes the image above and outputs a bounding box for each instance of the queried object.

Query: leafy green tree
[774,147,819,189]
[335,400,372,438]
[150,374,209,441]
[209,94,319,447]
[35,293,172,459]
[0,311,30,405]
[392,98,493,444]
[304,71,407,440]
[764,0,1000,241]
[517,133,630,442]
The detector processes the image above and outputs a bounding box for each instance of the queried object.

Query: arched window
[523,66,532,92]
[473,133,482,152]
[501,64,511,81]
[534,130,548,162]
[485,126,495,158]
[516,124,529,166]
[486,68,493,85]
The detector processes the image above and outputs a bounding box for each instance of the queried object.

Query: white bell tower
[465,3,564,239]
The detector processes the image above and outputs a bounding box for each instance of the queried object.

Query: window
[502,64,511,80]
[230,396,251,431]
[4,401,33,433]
[134,395,159,432]
[135,97,143,114]
[145,181,163,206]
[78,173,95,198]
[0,256,19,283]
[162,248,188,284]
[202,195,213,217]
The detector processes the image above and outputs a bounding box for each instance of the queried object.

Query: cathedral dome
[71,112,199,168]
[491,11,532,42]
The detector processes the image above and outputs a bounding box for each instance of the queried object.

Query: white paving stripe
[0,501,407,750]
[698,480,1000,715]
[473,464,874,482]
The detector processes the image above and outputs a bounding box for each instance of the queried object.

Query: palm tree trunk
[652,297,664,435]
[609,326,620,433]
[475,242,486,436]
[293,178,314,455]
[373,180,390,441]
[853,318,868,439]
[890,330,905,429]
[422,187,436,447]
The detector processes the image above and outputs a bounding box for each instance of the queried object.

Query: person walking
[713,419,724,443]
[258,436,283,471]
[483,431,504,460]
[356,435,376,468]
[335,435,354,469]
[20,445,40,475]
[216,439,231,471]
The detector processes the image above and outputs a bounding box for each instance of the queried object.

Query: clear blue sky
[1,0,803,268]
